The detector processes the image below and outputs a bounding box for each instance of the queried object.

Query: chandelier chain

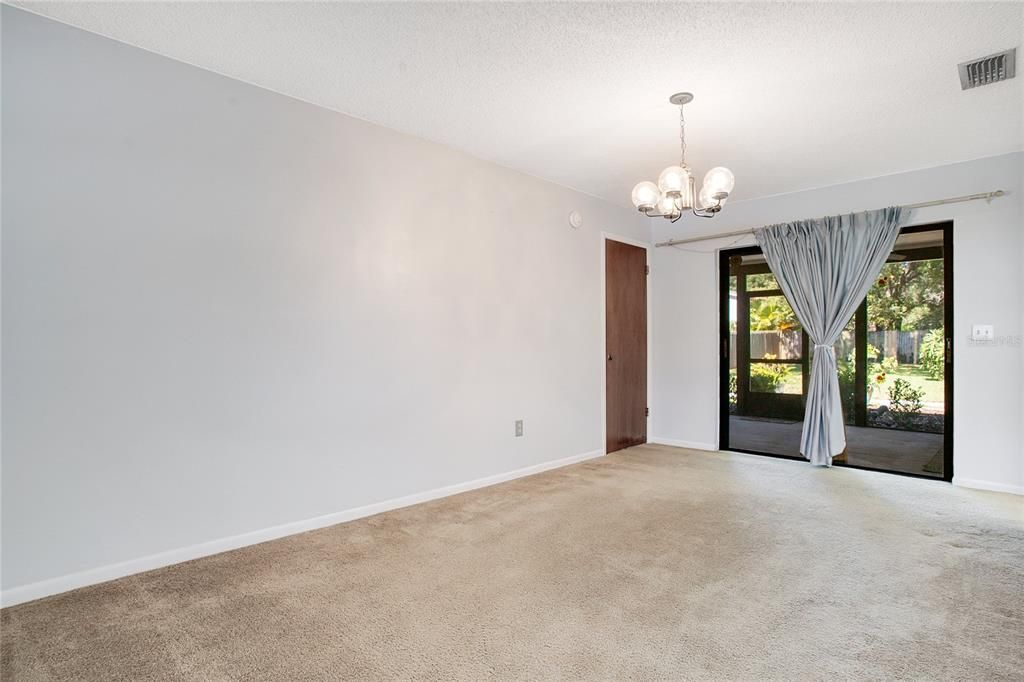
[678,104,686,168]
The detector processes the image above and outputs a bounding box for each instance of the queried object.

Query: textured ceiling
[10,1,1024,205]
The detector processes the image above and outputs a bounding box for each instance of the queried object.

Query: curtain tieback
[813,344,833,350]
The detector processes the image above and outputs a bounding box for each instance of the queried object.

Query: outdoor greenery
[868,260,943,331]
[745,273,779,291]
[734,259,944,336]
[836,347,890,420]
[731,358,941,431]
[749,296,798,332]
[876,364,943,403]
[919,329,945,380]
[887,378,925,427]
[728,274,799,335]
[837,355,856,419]
[728,257,945,430]
[749,360,791,393]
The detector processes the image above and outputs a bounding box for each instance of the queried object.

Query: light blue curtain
[754,207,909,466]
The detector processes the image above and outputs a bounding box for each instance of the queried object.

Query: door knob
[607,355,613,361]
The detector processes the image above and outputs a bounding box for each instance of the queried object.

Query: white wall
[0,7,648,597]
[650,152,1024,494]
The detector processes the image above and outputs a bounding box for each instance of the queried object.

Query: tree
[749,296,798,332]
[867,259,943,331]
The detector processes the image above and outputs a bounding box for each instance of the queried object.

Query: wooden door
[605,239,647,453]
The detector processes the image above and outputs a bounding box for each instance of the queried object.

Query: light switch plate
[515,420,523,437]
[972,324,994,341]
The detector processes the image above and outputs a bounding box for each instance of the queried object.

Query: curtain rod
[653,190,1006,248]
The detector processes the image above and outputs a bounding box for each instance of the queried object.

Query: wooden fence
[730,329,935,368]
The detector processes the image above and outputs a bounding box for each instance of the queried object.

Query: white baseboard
[1,448,604,608]
[953,476,1024,496]
[648,437,718,451]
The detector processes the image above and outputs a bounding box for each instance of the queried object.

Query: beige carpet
[3,444,1023,680]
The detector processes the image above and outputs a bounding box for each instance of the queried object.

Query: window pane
[832,319,856,426]
[746,272,780,291]
[866,258,946,431]
[749,363,802,394]
[749,295,801,360]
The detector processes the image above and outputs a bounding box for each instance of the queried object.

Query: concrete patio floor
[728,416,944,478]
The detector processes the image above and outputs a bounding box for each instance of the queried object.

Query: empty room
[2,2,1022,680]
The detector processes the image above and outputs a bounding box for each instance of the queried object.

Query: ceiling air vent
[958,48,1016,90]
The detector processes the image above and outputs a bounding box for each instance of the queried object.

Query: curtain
[754,206,909,466]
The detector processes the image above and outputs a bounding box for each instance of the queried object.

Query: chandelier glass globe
[631,181,660,210]
[657,166,690,195]
[656,193,679,218]
[703,166,735,196]
[698,185,719,210]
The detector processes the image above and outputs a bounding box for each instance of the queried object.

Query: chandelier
[630,92,734,222]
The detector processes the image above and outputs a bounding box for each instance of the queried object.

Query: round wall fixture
[568,211,583,229]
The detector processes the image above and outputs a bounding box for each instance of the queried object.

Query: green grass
[731,363,944,404]
[780,367,803,394]
[872,364,944,404]
[729,366,803,395]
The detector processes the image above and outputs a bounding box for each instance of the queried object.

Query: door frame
[601,232,652,453]
[717,220,954,482]
[730,257,810,421]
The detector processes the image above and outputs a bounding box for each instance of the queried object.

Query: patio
[728,416,944,478]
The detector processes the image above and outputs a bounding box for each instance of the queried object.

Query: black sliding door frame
[718,221,954,482]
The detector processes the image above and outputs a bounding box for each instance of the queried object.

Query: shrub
[888,378,924,427]
[837,352,887,422]
[919,329,945,380]
[837,356,856,421]
[880,355,899,374]
[866,343,881,363]
[750,362,790,393]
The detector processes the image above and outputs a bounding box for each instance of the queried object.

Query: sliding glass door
[719,222,953,480]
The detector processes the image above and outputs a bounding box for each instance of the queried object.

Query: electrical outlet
[514,420,523,437]
[972,324,994,341]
